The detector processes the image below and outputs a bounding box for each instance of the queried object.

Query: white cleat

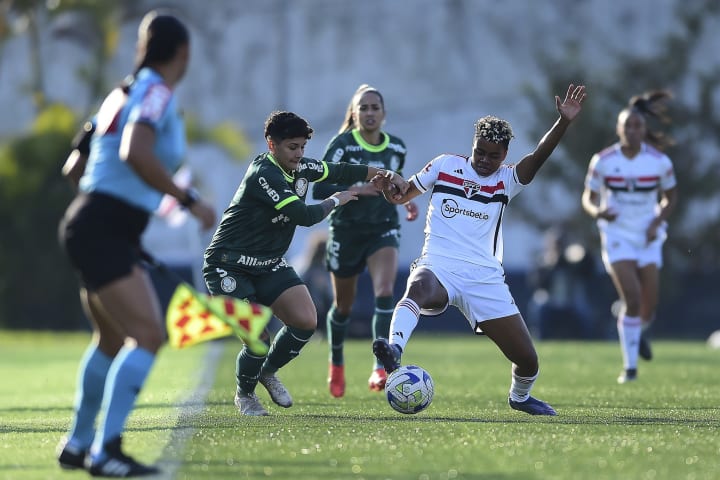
[259,373,293,407]
[234,389,269,416]
[617,368,638,384]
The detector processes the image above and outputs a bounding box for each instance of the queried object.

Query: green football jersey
[313,129,406,228]
[205,152,368,273]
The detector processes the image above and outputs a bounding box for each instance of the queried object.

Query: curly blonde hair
[473,115,514,147]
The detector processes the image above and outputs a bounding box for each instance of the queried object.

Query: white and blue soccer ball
[385,365,434,414]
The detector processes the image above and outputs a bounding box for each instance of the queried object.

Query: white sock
[509,371,538,403]
[618,315,642,369]
[389,298,420,351]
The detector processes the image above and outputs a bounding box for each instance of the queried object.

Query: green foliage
[0,104,82,329]
[208,121,253,161]
[0,2,254,330]
[186,114,254,162]
[30,102,77,135]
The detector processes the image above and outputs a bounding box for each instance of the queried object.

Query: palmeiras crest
[295,178,309,196]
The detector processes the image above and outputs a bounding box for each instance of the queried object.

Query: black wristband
[180,188,199,209]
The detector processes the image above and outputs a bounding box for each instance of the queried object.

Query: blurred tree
[521,0,720,274]
[0,103,82,329]
[0,1,253,329]
[47,0,145,109]
[4,0,47,110]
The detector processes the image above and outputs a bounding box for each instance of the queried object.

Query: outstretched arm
[371,175,423,205]
[516,84,587,185]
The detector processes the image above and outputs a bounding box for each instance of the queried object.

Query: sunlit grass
[1,331,718,479]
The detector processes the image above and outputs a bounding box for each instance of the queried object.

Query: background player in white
[581,91,677,384]
[372,84,587,416]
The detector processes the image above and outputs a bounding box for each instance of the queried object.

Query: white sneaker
[617,368,638,384]
[259,373,293,407]
[234,389,269,416]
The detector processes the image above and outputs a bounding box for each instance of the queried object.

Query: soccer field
[1,331,718,480]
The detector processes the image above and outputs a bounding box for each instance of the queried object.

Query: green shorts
[203,261,303,305]
[326,225,400,277]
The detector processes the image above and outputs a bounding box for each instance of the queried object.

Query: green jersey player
[313,84,419,398]
[203,111,408,416]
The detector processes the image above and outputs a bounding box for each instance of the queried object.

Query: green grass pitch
[1,331,718,479]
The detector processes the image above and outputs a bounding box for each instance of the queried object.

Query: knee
[128,318,167,353]
[299,317,317,331]
[406,278,428,299]
[130,320,165,353]
[292,306,318,331]
[373,279,395,298]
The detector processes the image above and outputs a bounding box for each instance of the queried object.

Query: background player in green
[204,111,409,416]
[313,84,419,398]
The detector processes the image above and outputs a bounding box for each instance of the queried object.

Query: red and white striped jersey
[585,142,676,245]
[410,153,525,270]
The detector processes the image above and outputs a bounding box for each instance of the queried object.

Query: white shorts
[413,257,520,330]
[600,229,665,271]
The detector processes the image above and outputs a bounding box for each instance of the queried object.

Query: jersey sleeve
[279,201,326,227]
[410,154,446,193]
[585,153,603,192]
[659,154,677,190]
[502,164,525,201]
[127,81,174,130]
[319,161,369,185]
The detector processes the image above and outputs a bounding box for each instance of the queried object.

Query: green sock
[236,340,269,394]
[372,296,395,369]
[327,306,350,366]
[264,326,314,372]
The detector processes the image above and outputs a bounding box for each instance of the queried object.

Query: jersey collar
[267,153,295,182]
[351,129,389,152]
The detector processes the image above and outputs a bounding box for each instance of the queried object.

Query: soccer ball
[385,365,434,414]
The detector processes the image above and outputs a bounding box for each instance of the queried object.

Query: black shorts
[59,192,150,291]
[203,261,303,306]
[326,224,400,277]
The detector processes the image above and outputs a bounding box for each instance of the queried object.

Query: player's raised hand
[556,84,586,122]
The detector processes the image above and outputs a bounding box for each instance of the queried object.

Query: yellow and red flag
[166,283,271,354]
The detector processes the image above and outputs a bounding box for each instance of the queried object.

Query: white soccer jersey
[585,142,676,246]
[410,153,525,271]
